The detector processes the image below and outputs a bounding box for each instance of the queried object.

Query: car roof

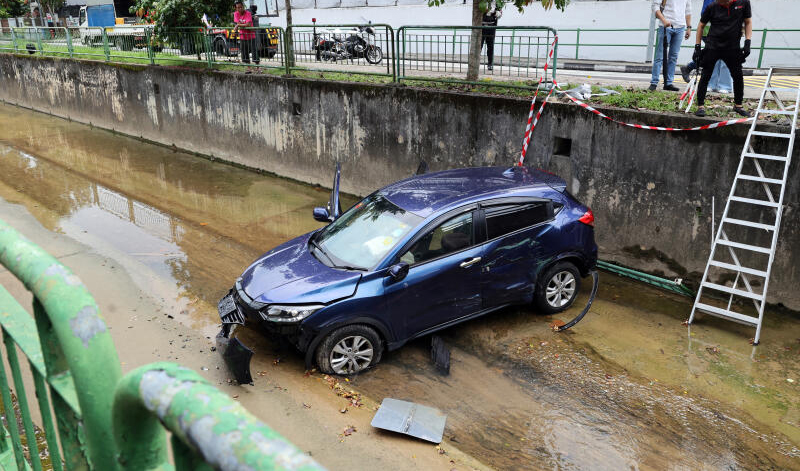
[378,166,566,218]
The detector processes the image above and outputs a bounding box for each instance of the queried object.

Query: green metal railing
[396,25,558,89]
[0,218,324,470]
[288,24,396,80]
[597,260,694,297]
[558,27,799,69]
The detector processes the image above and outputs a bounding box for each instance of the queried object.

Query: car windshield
[313,194,422,270]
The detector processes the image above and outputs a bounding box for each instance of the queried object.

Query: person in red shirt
[233,1,258,65]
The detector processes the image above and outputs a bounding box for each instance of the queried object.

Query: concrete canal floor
[0,102,798,470]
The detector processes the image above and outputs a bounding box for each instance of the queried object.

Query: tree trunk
[285,0,295,68]
[466,0,482,81]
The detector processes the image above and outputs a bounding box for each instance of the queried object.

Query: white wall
[267,0,800,67]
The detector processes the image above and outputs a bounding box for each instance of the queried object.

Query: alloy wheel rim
[330,335,374,374]
[546,271,576,308]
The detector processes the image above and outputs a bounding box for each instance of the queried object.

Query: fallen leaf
[706,346,719,355]
[550,319,566,330]
[748,338,755,345]
[303,403,311,409]
[273,358,282,366]
[681,319,689,326]
[199,222,208,226]
[232,394,239,399]
[342,425,357,436]
[605,374,613,380]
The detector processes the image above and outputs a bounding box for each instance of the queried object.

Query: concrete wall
[0,55,798,310]
[265,0,800,67]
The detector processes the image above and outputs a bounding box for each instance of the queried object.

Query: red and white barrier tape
[556,87,754,131]
[518,35,558,166]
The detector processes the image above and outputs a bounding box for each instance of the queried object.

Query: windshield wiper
[309,239,335,266]
[331,265,367,271]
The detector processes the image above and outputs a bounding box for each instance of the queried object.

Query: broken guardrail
[0,218,325,470]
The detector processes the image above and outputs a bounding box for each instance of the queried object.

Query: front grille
[221,308,245,325]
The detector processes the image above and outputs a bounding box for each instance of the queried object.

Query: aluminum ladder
[689,67,800,344]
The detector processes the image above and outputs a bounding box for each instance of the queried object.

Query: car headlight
[261,304,324,323]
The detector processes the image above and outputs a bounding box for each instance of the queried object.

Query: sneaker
[680,65,691,83]
[664,84,680,92]
[487,65,493,71]
[695,107,706,117]
[648,84,657,91]
[719,89,731,94]
[733,107,751,117]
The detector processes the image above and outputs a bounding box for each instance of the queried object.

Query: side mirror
[387,262,410,282]
[313,207,330,222]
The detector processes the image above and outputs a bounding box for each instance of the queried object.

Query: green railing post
[65,28,74,58]
[575,28,580,59]
[36,27,44,56]
[3,332,43,471]
[509,28,516,58]
[102,29,110,61]
[552,29,558,85]
[11,29,17,54]
[0,336,26,471]
[284,27,291,74]
[757,28,768,68]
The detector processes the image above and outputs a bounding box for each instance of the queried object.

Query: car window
[485,203,550,240]
[315,194,422,269]
[401,212,473,265]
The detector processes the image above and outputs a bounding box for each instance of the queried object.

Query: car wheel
[535,261,581,314]
[316,325,383,375]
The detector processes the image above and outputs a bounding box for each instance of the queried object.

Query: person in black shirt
[481,2,502,71]
[693,0,753,117]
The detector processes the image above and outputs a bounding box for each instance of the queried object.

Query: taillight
[578,208,594,227]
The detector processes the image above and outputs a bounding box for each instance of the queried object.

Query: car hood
[240,232,362,305]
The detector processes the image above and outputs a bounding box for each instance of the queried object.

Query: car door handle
[460,257,482,268]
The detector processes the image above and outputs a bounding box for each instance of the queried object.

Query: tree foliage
[0,0,27,18]
[38,0,64,15]
[130,0,231,30]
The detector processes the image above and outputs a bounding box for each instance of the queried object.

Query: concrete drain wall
[1,54,798,310]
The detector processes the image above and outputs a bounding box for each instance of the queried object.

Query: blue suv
[218,165,597,377]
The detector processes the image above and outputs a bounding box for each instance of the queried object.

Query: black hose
[557,269,599,332]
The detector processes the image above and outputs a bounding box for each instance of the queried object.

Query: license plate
[218,293,236,319]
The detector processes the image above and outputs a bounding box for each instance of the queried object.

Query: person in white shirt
[649,0,692,91]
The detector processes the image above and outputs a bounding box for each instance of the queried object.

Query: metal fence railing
[3,24,798,88]
[288,24,395,78]
[396,26,558,87]
[558,27,800,69]
[0,218,326,470]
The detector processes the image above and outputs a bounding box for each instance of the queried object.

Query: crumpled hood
[240,232,362,305]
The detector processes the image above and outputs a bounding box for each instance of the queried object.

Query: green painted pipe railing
[0,218,325,470]
[597,260,694,297]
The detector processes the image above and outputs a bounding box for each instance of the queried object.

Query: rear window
[486,203,550,240]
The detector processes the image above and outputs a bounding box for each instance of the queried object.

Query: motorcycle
[314,25,383,65]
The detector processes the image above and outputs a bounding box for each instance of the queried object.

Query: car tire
[535,261,581,314]
[316,325,383,376]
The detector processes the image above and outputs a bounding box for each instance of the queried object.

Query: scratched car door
[384,210,484,338]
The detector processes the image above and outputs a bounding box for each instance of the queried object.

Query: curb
[559,61,765,76]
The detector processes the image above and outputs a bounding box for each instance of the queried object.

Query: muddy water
[1,102,798,470]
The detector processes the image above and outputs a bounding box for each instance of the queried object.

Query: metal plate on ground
[371,398,446,443]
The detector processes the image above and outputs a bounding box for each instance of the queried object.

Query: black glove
[741,39,751,62]
[692,44,702,63]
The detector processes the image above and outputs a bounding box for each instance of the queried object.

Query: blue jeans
[651,26,685,86]
[709,60,733,92]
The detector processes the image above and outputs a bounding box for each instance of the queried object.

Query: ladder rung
[716,239,772,254]
[729,195,781,208]
[701,282,764,301]
[757,109,796,116]
[722,217,776,231]
[708,260,768,277]
[694,303,759,326]
[751,131,792,139]
[737,174,784,184]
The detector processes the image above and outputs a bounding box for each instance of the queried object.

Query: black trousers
[240,38,259,64]
[697,48,744,106]
[481,32,496,66]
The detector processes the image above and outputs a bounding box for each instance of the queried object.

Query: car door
[479,200,555,309]
[384,209,484,338]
